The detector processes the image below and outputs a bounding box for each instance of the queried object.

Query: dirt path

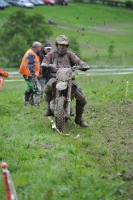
[56,22,133,35]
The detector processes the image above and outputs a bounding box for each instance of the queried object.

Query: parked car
[36,0,45,5]
[43,0,55,5]
[0,0,10,7]
[29,0,39,5]
[7,0,19,5]
[0,0,6,8]
[55,0,68,5]
[17,0,34,8]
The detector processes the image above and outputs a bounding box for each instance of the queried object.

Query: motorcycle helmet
[55,35,69,47]
[55,35,69,55]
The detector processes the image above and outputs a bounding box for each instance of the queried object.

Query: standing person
[19,41,42,106]
[0,68,8,90]
[39,44,52,64]
[38,44,52,100]
[41,35,89,127]
[0,68,9,78]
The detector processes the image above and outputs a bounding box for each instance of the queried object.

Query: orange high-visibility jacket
[0,69,9,78]
[19,49,40,77]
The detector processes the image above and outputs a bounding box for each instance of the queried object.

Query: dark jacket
[39,50,50,77]
[39,49,47,64]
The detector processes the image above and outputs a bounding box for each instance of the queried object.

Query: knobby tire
[56,96,66,132]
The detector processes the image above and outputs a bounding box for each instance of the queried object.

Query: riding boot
[44,103,53,116]
[75,103,88,127]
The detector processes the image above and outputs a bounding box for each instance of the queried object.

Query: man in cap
[38,44,52,100]
[39,44,52,64]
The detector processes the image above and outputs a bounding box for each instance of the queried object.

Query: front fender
[56,81,68,91]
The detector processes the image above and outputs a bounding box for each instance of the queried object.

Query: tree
[69,36,81,58]
[0,9,53,68]
[7,34,29,68]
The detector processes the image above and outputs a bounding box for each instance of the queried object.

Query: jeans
[38,76,50,99]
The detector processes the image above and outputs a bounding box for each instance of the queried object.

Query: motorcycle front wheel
[55,96,66,132]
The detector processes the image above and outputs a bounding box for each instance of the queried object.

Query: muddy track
[56,23,133,36]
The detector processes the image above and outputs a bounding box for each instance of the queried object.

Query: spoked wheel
[55,96,66,132]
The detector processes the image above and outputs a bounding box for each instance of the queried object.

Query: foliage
[5,34,29,68]
[125,1,133,8]
[0,9,53,68]
[69,36,81,57]
[72,0,133,7]
[0,72,133,199]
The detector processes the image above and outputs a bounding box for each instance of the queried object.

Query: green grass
[0,73,133,199]
[1,4,132,27]
[0,4,133,199]
[0,4,133,65]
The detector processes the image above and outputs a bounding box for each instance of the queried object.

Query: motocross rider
[41,35,89,127]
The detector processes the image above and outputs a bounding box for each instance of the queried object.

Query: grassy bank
[0,73,133,199]
[0,4,133,65]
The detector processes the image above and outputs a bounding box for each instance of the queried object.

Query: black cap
[44,44,52,48]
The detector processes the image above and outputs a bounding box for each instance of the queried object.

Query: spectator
[38,44,52,100]
[0,68,8,78]
[19,41,42,106]
[0,68,8,90]
[39,44,52,64]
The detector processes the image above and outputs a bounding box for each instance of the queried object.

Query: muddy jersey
[43,50,85,66]
[42,50,85,78]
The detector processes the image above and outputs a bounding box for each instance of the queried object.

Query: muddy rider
[41,35,89,127]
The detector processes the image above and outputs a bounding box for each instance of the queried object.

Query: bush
[0,10,53,68]
[125,1,133,8]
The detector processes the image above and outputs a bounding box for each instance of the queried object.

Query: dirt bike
[48,19,57,26]
[49,65,90,132]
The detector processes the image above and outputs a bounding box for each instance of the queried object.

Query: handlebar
[72,65,90,72]
[41,63,90,72]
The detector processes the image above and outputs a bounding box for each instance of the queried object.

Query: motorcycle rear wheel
[56,96,66,132]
